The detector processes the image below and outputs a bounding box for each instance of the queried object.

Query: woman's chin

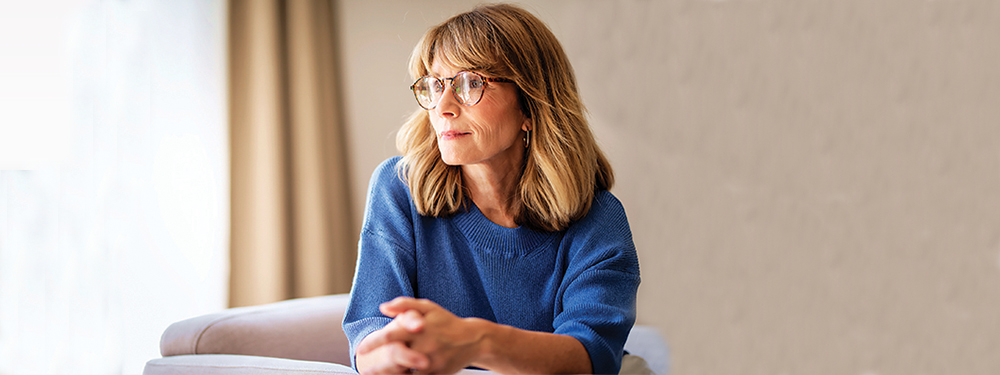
[439,154,464,166]
[438,149,470,166]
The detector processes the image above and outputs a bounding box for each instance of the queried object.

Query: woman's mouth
[439,130,470,140]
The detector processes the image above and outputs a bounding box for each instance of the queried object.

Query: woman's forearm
[471,318,592,375]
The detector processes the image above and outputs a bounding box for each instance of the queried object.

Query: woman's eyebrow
[429,68,464,78]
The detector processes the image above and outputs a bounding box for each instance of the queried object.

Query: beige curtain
[228,0,355,308]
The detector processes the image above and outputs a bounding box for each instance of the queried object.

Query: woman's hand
[355,309,430,375]
[357,297,489,375]
[358,297,591,374]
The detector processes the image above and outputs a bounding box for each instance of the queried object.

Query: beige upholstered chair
[143,294,668,375]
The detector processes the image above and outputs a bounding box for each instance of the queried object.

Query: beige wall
[335,1,1000,373]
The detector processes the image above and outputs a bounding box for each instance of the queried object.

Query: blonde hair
[396,3,614,232]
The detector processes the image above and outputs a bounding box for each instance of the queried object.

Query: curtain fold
[229,0,355,308]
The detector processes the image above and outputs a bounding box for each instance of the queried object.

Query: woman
[342,4,640,374]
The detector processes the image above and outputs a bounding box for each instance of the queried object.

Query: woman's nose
[435,88,461,118]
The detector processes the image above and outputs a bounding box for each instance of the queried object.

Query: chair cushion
[143,354,356,375]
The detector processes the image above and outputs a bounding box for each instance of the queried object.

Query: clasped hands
[356,297,490,375]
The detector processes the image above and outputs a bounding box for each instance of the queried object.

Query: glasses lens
[454,72,485,106]
[412,77,442,109]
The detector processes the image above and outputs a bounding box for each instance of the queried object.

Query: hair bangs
[411,12,510,79]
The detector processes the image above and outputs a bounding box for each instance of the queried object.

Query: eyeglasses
[410,71,514,110]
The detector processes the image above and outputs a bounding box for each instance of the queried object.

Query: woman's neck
[462,156,523,228]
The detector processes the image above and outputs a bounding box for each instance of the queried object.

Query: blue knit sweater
[343,157,640,374]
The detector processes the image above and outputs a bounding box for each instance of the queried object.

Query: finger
[356,324,416,355]
[361,357,409,375]
[385,341,430,370]
[359,360,405,375]
[356,330,399,355]
[380,297,436,316]
[379,296,418,316]
[393,309,425,332]
[378,297,413,318]
[358,346,400,375]
[360,343,427,375]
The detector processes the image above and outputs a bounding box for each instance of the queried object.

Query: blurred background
[1,0,999,374]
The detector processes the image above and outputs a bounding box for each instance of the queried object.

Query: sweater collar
[452,202,558,255]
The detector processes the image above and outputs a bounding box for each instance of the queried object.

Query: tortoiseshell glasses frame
[410,71,515,110]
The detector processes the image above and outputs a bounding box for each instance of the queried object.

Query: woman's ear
[521,117,533,132]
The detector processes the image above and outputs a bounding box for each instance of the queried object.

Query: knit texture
[342,157,640,374]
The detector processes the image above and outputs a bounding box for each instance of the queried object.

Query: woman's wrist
[468,321,592,375]
[466,317,505,368]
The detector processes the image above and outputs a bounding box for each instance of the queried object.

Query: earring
[524,129,530,149]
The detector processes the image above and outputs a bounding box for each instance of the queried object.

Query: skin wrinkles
[429,61,529,172]
[428,60,532,229]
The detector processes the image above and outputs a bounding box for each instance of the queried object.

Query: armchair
[143,294,668,375]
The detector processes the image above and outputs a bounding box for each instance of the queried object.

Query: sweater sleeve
[553,191,641,374]
[341,157,417,369]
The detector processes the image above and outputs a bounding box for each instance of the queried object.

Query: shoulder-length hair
[396,3,614,232]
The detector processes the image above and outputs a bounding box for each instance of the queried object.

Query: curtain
[228,0,355,307]
[0,1,228,373]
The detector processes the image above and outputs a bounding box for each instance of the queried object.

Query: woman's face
[428,60,530,171]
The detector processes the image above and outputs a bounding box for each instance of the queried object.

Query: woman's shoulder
[364,156,412,214]
[562,190,632,242]
[573,190,629,229]
[372,155,404,180]
[368,156,406,190]
[561,189,639,273]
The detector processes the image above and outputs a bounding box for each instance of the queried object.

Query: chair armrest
[159,294,351,365]
[624,325,669,375]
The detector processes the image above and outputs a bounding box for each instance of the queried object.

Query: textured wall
[336,1,1000,373]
